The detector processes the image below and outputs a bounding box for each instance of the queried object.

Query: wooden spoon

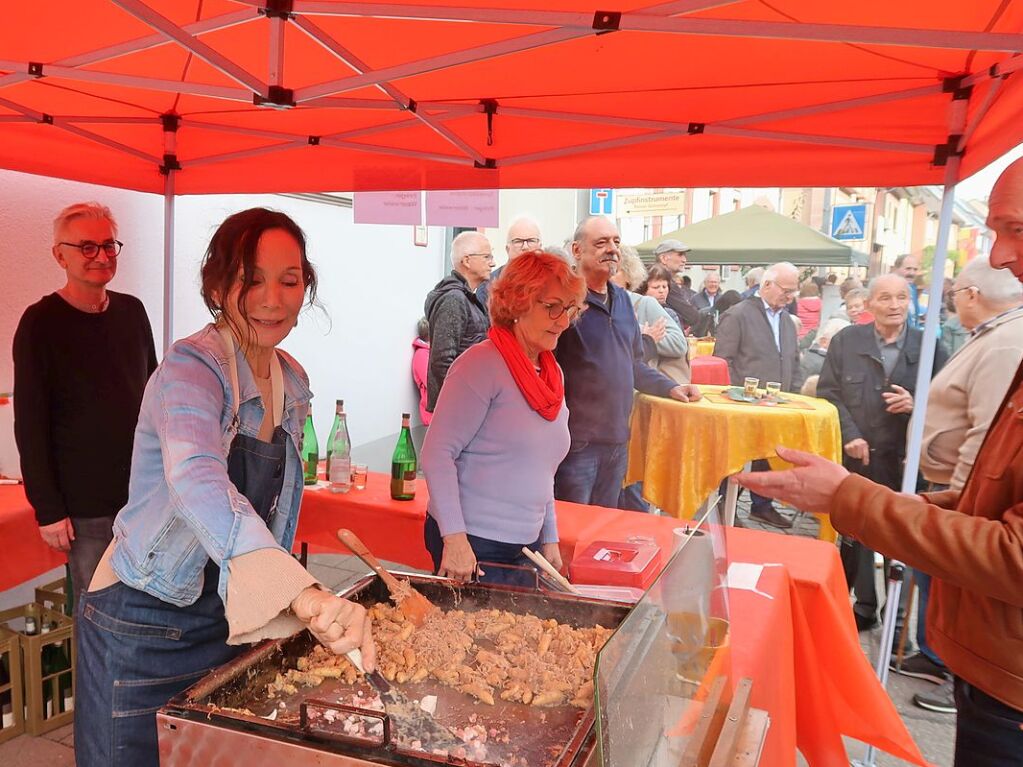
[337,528,437,626]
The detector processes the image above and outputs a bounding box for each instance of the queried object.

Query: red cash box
[570,539,662,590]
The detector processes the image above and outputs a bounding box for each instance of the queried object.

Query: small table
[625,387,842,540]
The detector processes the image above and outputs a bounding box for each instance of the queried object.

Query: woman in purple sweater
[421,251,586,584]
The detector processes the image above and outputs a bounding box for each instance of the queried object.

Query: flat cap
[653,238,691,256]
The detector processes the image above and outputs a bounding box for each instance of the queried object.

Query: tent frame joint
[27,61,44,78]
[592,11,621,33]
[39,113,53,125]
[404,98,418,113]
[160,153,181,175]
[255,86,295,108]
[688,122,705,135]
[474,157,497,169]
[942,74,973,101]
[161,113,180,133]
[308,135,320,145]
[261,0,294,20]
[481,98,498,145]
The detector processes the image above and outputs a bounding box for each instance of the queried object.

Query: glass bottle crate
[0,626,25,744]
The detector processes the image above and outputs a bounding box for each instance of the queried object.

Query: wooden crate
[0,626,25,744]
[0,604,75,735]
[34,575,69,614]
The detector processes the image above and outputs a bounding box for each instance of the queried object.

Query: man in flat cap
[653,239,700,330]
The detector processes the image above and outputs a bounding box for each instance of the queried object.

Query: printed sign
[354,191,422,225]
[617,191,685,218]
[426,190,499,227]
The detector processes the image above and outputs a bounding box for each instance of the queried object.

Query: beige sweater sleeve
[954,343,1023,489]
[225,549,319,645]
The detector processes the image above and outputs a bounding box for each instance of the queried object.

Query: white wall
[0,170,447,475]
[489,189,581,266]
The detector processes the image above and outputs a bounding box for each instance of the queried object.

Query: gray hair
[844,287,868,304]
[817,317,850,344]
[956,255,1023,305]
[450,230,488,265]
[761,262,798,287]
[867,273,909,299]
[573,215,612,243]
[616,245,648,291]
[543,245,571,263]
[745,267,765,287]
[53,202,117,243]
[506,216,541,242]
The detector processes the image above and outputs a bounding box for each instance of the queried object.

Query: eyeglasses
[58,240,123,259]
[539,300,584,321]
[509,237,540,249]
[467,252,495,263]
[949,285,977,296]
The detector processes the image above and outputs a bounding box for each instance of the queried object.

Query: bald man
[476,217,542,309]
[737,157,1023,767]
[424,231,493,411]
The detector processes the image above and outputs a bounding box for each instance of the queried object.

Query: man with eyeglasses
[13,202,157,597]
[476,217,542,309]
[714,262,805,529]
[424,230,493,412]
[553,216,700,510]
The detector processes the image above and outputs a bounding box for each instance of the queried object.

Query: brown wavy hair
[200,208,318,345]
[489,250,586,328]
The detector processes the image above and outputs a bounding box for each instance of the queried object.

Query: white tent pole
[161,118,178,354]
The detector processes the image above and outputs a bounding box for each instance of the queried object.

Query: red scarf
[488,325,564,421]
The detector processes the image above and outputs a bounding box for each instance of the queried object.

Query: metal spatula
[345,648,463,753]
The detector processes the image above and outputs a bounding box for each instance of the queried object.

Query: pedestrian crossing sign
[831,204,867,241]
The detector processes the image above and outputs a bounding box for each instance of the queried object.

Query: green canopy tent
[636,205,868,267]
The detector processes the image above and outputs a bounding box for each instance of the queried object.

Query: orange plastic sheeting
[294,472,926,766]
[2,2,1023,193]
[0,486,66,592]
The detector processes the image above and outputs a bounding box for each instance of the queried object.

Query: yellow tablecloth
[626,386,842,541]
[688,339,716,359]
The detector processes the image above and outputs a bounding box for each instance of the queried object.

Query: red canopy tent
[3,3,1021,765]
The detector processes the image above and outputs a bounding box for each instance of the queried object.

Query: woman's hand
[541,542,563,573]
[641,317,667,343]
[290,587,376,668]
[438,533,481,582]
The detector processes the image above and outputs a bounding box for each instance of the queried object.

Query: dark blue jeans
[913,570,944,665]
[75,581,241,767]
[954,678,1023,766]
[554,441,629,509]
[423,515,541,588]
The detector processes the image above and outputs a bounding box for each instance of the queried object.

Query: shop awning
[1,1,1022,194]
[636,205,868,267]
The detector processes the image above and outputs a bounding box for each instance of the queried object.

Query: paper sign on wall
[426,190,499,227]
[354,191,422,225]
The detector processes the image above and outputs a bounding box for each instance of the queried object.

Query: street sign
[831,204,867,241]
[617,191,685,218]
[589,188,614,216]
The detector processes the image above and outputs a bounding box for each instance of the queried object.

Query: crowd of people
[9,162,1023,767]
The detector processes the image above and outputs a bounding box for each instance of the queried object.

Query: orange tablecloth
[0,485,66,592]
[295,474,925,767]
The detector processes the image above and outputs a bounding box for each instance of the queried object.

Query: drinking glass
[352,464,368,490]
[743,377,759,398]
[765,381,782,398]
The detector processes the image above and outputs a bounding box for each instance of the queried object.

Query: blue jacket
[110,324,312,607]
[555,282,677,444]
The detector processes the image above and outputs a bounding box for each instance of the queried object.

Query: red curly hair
[489,250,585,328]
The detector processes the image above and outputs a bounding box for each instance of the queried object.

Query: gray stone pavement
[0,534,955,766]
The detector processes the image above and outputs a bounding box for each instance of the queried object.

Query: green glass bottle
[390,413,417,501]
[302,407,319,485]
[325,399,342,482]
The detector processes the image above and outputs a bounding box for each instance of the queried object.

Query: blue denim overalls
[75,333,290,767]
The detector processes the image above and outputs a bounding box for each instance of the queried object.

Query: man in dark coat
[714,262,803,528]
[652,239,700,330]
[817,273,948,629]
[424,231,492,412]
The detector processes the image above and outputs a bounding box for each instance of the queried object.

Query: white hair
[867,273,909,299]
[53,202,117,243]
[450,230,488,265]
[506,216,541,242]
[956,255,1023,305]
[745,267,765,287]
[817,317,850,344]
[761,262,798,287]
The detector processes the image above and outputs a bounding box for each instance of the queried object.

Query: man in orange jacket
[736,159,1023,767]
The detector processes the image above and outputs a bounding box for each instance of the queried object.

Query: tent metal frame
[0,4,1006,763]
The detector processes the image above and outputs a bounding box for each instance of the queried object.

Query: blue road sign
[589,188,614,216]
[831,204,867,241]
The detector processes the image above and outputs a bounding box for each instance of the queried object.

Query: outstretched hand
[733,446,849,516]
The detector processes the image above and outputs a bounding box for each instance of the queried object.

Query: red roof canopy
[1,1,1022,193]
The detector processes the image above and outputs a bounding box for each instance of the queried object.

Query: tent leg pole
[162,171,175,354]
[856,156,961,767]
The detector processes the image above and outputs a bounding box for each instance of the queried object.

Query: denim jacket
[110,324,312,607]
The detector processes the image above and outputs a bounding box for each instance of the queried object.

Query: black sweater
[13,292,157,525]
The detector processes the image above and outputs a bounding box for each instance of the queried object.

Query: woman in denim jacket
[74,209,375,767]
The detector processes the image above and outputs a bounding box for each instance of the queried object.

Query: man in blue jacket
[554,216,701,508]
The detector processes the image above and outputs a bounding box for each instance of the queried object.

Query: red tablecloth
[0,485,66,592]
[296,473,926,767]
[689,355,730,385]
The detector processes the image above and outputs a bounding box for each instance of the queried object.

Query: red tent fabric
[1,0,1022,193]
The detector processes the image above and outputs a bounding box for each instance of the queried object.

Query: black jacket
[713,296,803,393]
[424,271,490,411]
[665,281,700,330]
[817,323,948,464]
